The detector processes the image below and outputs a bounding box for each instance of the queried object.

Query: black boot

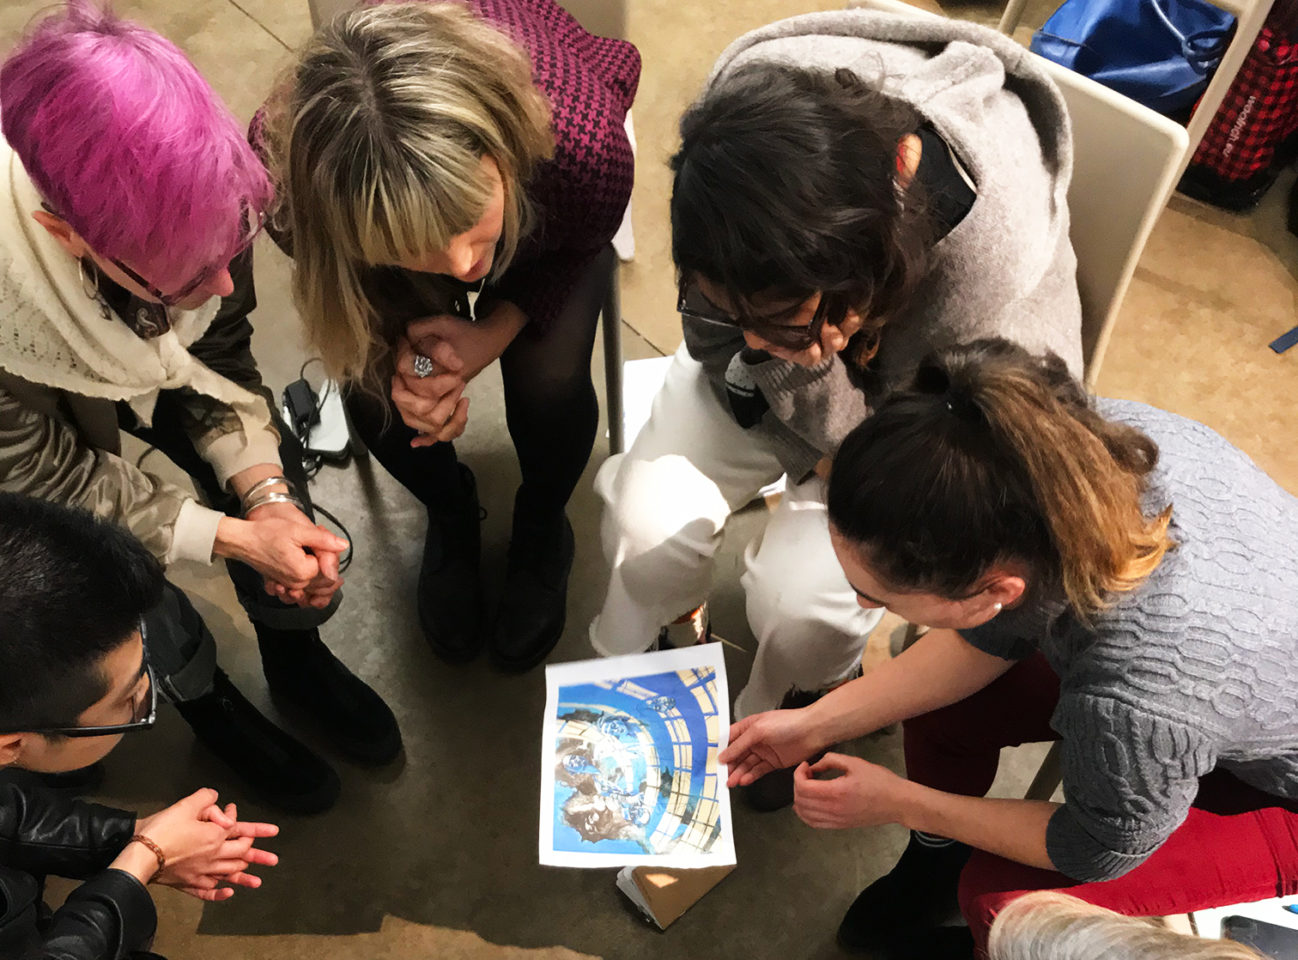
[257,626,402,765]
[489,491,574,673]
[875,927,975,960]
[743,682,853,812]
[176,670,340,815]
[419,463,483,663]
[837,831,972,953]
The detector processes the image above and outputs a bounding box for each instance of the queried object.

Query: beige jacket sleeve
[0,380,224,565]
[176,246,282,488]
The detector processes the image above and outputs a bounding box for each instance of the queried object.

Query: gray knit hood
[683,11,1083,478]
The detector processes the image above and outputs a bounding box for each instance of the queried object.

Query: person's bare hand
[717,708,822,787]
[131,789,279,902]
[214,509,347,609]
[406,311,522,384]
[792,754,908,831]
[769,309,867,367]
[245,502,345,608]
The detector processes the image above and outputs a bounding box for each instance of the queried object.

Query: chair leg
[1025,741,1064,801]
[602,255,625,456]
[996,0,1029,34]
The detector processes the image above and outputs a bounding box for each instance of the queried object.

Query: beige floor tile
[229,0,315,50]
[0,0,292,122]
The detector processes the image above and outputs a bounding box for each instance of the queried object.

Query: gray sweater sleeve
[1047,693,1215,881]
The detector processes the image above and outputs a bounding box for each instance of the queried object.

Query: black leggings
[347,247,613,519]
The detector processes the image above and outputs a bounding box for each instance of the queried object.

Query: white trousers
[590,345,881,717]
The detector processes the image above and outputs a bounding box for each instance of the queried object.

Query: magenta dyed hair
[0,1,273,290]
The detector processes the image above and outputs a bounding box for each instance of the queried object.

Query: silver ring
[412,353,434,379]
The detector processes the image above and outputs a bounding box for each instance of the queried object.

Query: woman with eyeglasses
[257,0,638,672]
[719,339,1298,958]
[590,11,1083,810]
[0,1,401,815]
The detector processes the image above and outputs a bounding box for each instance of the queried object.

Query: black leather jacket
[0,781,157,959]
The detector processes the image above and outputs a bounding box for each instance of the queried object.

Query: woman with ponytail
[719,339,1298,959]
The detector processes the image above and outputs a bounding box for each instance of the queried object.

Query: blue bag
[1031,0,1237,115]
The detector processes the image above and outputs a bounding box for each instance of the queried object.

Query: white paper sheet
[539,645,736,869]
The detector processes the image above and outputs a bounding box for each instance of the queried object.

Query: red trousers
[901,654,1298,957]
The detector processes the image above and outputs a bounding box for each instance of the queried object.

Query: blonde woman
[259,0,638,671]
[988,893,1269,960]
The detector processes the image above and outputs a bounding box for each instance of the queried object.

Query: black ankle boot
[419,463,483,663]
[837,832,972,952]
[489,493,574,673]
[744,685,845,812]
[176,670,340,815]
[257,626,402,765]
[875,926,975,960]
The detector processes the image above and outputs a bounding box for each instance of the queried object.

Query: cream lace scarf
[0,140,270,434]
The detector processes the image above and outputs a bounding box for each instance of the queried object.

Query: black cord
[292,357,354,572]
[132,359,356,573]
[312,501,353,573]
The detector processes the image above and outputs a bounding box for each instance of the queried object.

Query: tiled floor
[3,0,1296,957]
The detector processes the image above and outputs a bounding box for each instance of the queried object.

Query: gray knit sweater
[682,11,1083,478]
[960,399,1298,882]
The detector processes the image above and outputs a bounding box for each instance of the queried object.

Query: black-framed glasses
[7,620,158,739]
[676,277,827,351]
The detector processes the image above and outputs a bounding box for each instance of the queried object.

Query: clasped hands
[116,788,278,902]
[390,310,526,448]
[719,709,909,831]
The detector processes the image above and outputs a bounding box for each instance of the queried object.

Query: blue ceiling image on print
[552,667,724,857]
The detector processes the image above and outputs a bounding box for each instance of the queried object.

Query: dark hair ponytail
[827,339,1173,619]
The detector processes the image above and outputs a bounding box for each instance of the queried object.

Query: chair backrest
[1036,61,1189,386]
[847,0,1189,386]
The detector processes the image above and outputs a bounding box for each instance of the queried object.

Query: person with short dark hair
[0,493,278,960]
[590,11,1083,810]
[720,339,1298,958]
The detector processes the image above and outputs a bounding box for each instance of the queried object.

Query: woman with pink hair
[0,0,401,813]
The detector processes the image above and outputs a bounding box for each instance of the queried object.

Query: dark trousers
[346,247,613,519]
[121,387,337,702]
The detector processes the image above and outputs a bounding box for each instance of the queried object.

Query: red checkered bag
[1180,0,1298,209]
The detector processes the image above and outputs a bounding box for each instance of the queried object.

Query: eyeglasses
[46,202,266,339]
[676,277,827,351]
[5,620,158,739]
[109,205,267,339]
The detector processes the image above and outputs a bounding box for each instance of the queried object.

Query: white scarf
[0,139,270,434]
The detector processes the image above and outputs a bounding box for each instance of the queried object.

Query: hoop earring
[78,257,111,320]
[78,257,99,300]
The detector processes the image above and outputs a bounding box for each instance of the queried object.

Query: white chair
[851,0,1189,386]
[997,0,1275,186]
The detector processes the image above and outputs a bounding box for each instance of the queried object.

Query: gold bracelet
[129,833,166,883]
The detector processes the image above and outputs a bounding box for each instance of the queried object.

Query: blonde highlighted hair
[989,892,1267,960]
[262,1,554,385]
